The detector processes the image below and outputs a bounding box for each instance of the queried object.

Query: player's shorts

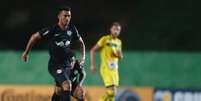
[71,82,79,93]
[100,67,119,87]
[48,66,71,86]
[54,82,84,101]
[54,81,79,96]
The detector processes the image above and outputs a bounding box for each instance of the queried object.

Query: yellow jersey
[97,35,122,71]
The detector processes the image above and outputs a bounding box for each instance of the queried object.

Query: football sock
[51,92,61,101]
[61,91,71,101]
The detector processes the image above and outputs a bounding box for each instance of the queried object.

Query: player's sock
[78,99,84,101]
[77,95,84,101]
[61,91,71,101]
[51,92,60,101]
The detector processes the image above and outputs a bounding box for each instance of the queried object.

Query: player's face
[58,10,71,26]
[110,25,121,37]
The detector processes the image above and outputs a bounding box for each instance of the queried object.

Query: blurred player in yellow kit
[90,22,123,101]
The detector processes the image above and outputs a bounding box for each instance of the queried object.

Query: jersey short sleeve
[38,27,53,40]
[97,36,107,47]
[72,25,81,41]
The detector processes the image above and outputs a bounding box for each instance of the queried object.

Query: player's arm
[113,40,123,59]
[113,50,123,59]
[90,36,105,74]
[22,32,42,62]
[78,37,86,65]
[73,25,86,65]
[78,67,86,86]
[90,44,101,74]
[74,65,86,98]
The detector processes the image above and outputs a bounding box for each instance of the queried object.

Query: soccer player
[52,50,86,101]
[21,6,86,101]
[90,22,123,101]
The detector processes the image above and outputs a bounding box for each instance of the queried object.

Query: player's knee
[106,86,117,97]
[55,86,63,95]
[62,80,71,91]
[106,89,116,97]
[74,87,85,100]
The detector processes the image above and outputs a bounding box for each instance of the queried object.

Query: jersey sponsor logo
[106,42,118,48]
[42,30,49,36]
[108,61,118,69]
[67,31,72,36]
[55,40,71,47]
[55,41,64,47]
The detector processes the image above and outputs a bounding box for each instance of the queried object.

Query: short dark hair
[111,22,121,28]
[58,6,71,14]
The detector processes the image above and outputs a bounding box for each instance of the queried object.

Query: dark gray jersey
[38,24,80,67]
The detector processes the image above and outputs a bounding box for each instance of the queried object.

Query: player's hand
[22,52,29,62]
[90,64,96,74]
[79,59,85,66]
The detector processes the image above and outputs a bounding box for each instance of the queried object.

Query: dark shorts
[71,82,78,93]
[48,66,71,86]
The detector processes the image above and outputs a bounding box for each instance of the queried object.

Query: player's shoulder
[42,25,57,32]
[116,38,122,43]
[100,34,110,40]
[45,24,57,29]
[68,23,77,29]
[38,25,55,35]
[68,23,79,34]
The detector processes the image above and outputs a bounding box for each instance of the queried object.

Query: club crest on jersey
[67,31,72,36]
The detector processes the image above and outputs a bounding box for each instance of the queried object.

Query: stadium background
[0,0,195,101]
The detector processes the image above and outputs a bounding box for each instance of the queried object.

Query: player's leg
[60,80,72,101]
[61,67,73,101]
[74,96,84,101]
[99,70,119,101]
[52,92,60,101]
[99,85,116,101]
[49,67,72,101]
[52,85,62,101]
[106,85,117,101]
[72,83,85,101]
[52,81,72,101]
[77,98,84,101]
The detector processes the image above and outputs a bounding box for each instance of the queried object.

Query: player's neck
[58,22,68,30]
[110,34,117,39]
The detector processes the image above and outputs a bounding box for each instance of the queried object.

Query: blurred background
[0,0,195,101]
